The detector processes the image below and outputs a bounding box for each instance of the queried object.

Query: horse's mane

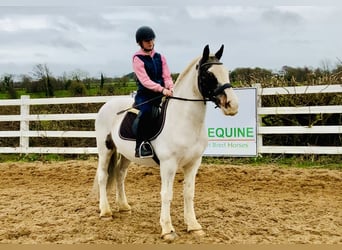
[174,56,201,85]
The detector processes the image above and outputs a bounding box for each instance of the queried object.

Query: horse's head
[197,45,238,116]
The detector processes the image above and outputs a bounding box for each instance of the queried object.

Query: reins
[168,96,209,102]
[116,95,209,115]
[116,61,232,115]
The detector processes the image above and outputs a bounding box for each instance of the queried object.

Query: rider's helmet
[135,26,156,44]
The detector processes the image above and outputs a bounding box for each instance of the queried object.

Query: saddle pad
[119,101,168,141]
[119,111,137,141]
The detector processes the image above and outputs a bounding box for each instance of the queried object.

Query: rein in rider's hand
[162,87,173,97]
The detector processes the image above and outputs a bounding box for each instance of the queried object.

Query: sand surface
[0,159,341,244]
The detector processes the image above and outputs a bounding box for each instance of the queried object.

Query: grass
[201,155,342,170]
[0,153,340,170]
[0,153,94,163]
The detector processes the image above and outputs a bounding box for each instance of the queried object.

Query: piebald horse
[94,45,238,242]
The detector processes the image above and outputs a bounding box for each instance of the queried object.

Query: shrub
[69,82,87,96]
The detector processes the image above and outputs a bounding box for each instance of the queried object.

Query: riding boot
[135,115,153,158]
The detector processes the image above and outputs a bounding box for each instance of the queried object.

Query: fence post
[20,95,30,154]
[253,83,263,156]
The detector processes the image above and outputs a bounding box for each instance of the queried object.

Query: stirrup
[138,141,154,158]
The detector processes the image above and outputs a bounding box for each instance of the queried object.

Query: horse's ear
[202,44,210,62]
[215,44,224,60]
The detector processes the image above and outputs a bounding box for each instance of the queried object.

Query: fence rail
[255,84,342,155]
[0,84,341,155]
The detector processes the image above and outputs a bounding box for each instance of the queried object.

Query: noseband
[197,61,232,106]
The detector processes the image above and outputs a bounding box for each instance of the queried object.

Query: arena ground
[0,159,341,244]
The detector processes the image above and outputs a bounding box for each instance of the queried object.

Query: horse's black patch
[105,133,115,150]
[119,100,169,141]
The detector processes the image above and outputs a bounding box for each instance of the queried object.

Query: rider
[133,26,174,158]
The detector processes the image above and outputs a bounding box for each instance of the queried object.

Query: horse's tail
[106,145,117,192]
[91,134,120,197]
[91,143,118,197]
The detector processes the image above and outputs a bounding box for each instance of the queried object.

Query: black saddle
[119,100,169,141]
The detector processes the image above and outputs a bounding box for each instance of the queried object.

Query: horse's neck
[173,58,201,99]
[173,74,199,99]
[168,61,207,126]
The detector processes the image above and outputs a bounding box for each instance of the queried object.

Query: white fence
[255,84,342,154]
[0,84,341,155]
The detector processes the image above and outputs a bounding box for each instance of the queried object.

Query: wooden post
[20,95,30,154]
[253,83,263,157]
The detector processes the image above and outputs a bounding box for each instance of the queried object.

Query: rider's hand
[162,88,173,97]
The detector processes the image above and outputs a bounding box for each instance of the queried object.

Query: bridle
[168,60,232,106]
[196,60,232,105]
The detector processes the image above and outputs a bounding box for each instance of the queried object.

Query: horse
[93,44,239,242]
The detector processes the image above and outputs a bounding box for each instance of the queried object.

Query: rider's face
[141,39,154,51]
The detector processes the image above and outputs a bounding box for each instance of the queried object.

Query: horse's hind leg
[96,134,116,218]
[114,155,131,212]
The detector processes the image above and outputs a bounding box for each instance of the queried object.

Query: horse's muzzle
[218,88,238,116]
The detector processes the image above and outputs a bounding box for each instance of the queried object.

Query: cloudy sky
[1,0,342,79]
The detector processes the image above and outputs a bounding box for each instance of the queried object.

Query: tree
[32,64,54,97]
[230,67,272,86]
[69,69,90,89]
[115,76,129,87]
[69,82,87,96]
[281,66,315,84]
[100,73,105,90]
[69,69,89,83]
[171,73,179,82]
[1,74,17,98]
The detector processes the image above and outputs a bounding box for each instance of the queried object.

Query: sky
[1,0,342,79]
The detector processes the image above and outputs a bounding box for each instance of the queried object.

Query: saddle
[119,100,169,142]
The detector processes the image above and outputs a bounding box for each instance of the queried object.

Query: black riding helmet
[135,26,156,44]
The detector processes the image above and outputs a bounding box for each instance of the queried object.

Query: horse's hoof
[100,216,113,221]
[118,209,131,214]
[99,212,113,220]
[118,205,132,213]
[189,229,206,237]
[161,231,178,243]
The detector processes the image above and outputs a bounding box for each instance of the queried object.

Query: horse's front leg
[159,161,178,242]
[183,158,205,237]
